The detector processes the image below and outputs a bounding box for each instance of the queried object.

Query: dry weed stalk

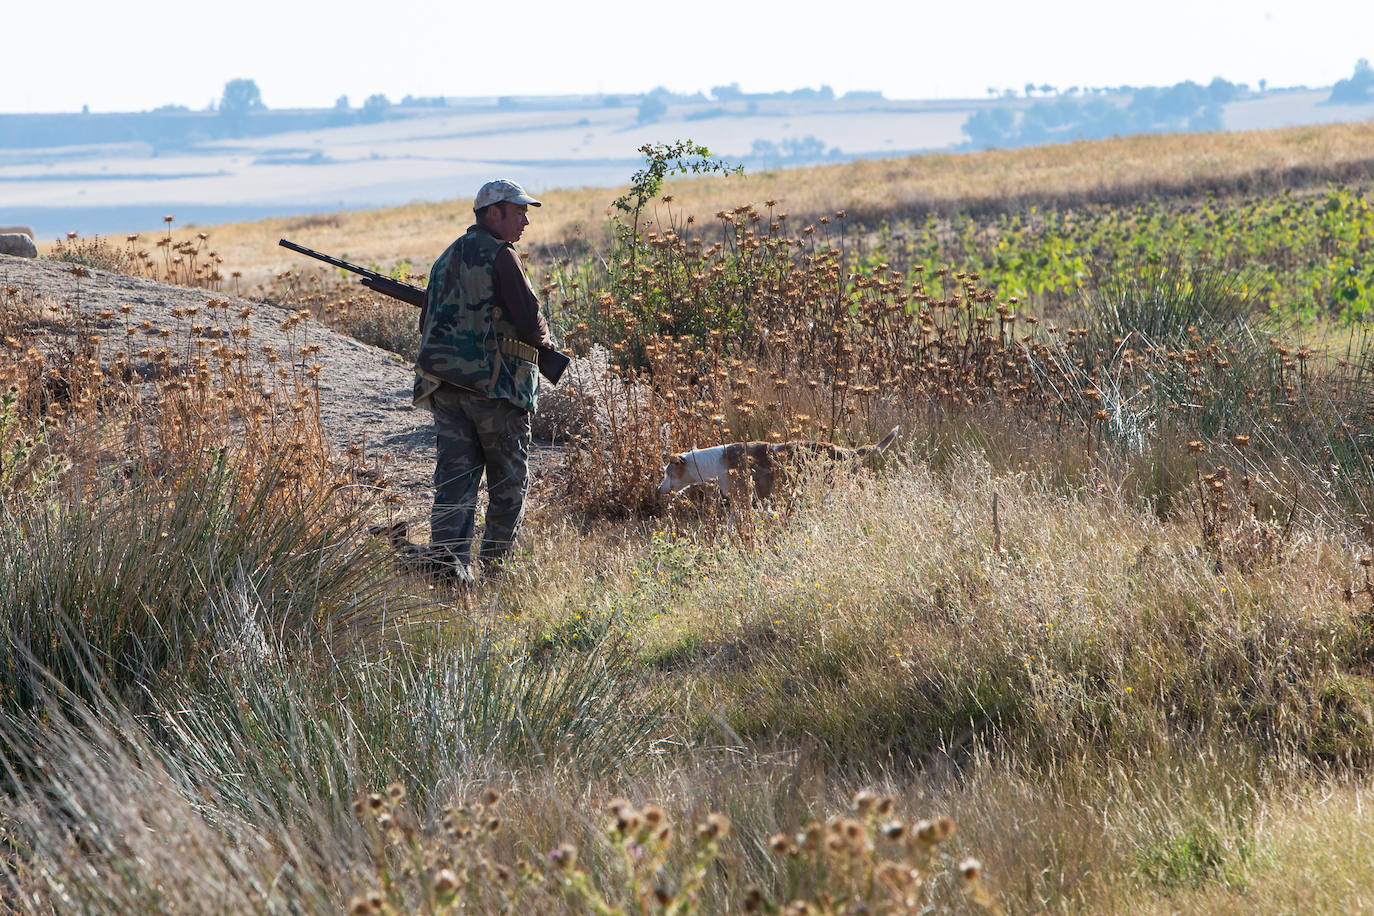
[257,262,423,358]
[554,199,1363,523]
[49,218,227,291]
[0,274,376,514]
[347,785,995,915]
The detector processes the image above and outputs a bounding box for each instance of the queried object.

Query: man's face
[486,202,530,242]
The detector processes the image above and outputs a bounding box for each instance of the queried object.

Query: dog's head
[657,452,689,496]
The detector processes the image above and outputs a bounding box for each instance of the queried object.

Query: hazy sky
[3,0,1372,113]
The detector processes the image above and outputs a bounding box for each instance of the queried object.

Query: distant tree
[1024,82,1036,97]
[637,94,668,123]
[1329,59,1374,104]
[712,82,743,101]
[1081,98,1127,134]
[818,84,835,101]
[1018,110,1050,145]
[1206,76,1241,105]
[750,138,782,168]
[781,136,827,159]
[960,72,1245,151]
[750,137,829,166]
[1050,97,1081,126]
[1139,80,1206,126]
[1188,104,1224,132]
[361,93,391,122]
[1039,83,1056,96]
[328,94,355,126]
[963,106,1016,148]
[401,95,450,108]
[1019,99,1081,144]
[1258,78,1268,93]
[220,79,265,118]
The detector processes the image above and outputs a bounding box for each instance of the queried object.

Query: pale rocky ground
[0,253,572,530]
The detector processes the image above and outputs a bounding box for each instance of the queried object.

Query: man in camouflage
[413,179,554,582]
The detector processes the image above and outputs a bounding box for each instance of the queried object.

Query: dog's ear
[664,453,685,466]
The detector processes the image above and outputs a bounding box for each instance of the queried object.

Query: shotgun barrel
[278,238,569,384]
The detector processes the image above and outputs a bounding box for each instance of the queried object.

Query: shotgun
[278,238,570,384]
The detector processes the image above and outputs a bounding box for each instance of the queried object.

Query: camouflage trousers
[429,383,532,568]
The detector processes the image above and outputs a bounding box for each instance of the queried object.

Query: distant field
[88,117,1374,294]
[0,96,968,239]
[4,88,1374,241]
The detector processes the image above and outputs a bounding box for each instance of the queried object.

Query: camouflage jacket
[414,224,539,413]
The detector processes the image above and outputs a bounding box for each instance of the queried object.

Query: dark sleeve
[492,247,553,349]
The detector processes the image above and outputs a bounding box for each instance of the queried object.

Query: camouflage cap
[473,179,542,210]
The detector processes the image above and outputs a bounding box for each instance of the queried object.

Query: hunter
[413,179,554,583]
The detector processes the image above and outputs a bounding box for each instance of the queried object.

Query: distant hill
[4,70,1374,240]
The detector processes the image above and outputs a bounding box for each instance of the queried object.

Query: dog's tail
[856,426,900,463]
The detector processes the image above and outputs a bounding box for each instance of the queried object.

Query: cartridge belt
[498,338,539,363]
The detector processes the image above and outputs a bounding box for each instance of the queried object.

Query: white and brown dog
[658,426,900,499]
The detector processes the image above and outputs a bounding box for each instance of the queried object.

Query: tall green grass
[0,457,406,715]
[0,454,673,911]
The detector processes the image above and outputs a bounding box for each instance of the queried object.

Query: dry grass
[255,266,422,359]
[1120,780,1374,914]
[6,453,1369,912]
[476,453,1373,910]
[8,121,1374,912]
[508,454,1367,760]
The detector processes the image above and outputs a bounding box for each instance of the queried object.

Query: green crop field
[860,186,1374,321]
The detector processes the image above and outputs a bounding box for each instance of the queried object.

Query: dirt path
[1,254,565,523]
